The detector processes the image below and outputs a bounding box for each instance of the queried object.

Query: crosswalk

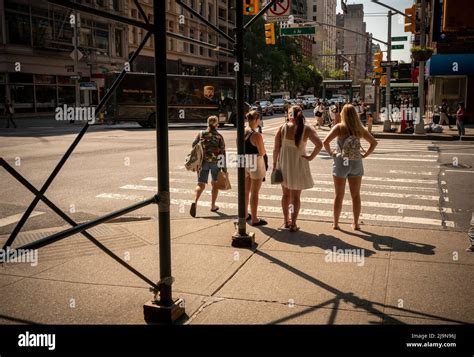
[95,139,455,229]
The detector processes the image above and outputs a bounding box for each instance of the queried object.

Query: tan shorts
[245,155,266,180]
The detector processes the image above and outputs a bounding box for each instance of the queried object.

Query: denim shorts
[198,161,220,184]
[332,155,364,178]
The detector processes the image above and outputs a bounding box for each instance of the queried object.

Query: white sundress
[278,124,314,190]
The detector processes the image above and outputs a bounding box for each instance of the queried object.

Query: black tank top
[244,129,259,155]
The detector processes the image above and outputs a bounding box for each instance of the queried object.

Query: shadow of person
[339,228,436,255]
[271,229,376,257]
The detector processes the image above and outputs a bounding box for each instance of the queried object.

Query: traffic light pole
[415,0,426,134]
[384,10,392,131]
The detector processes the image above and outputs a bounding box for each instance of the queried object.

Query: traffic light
[244,0,259,15]
[373,52,383,74]
[380,75,387,86]
[264,23,276,45]
[404,5,417,34]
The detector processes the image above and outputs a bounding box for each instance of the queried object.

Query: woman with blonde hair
[273,105,323,231]
[323,104,378,230]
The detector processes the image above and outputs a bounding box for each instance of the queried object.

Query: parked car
[306,97,317,108]
[259,100,274,116]
[272,98,289,114]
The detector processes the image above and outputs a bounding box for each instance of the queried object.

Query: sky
[336,0,416,63]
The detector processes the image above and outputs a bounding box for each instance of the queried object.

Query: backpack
[185,131,204,172]
[341,136,363,160]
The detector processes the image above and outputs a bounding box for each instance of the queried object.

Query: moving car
[259,100,274,116]
[272,98,289,114]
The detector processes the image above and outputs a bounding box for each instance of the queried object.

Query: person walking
[4,100,17,128]
[190,115,226,217]
[456,102,466,138]
[329,105,341,127]
[323,104,378,230]
[314,100,325,129]
[244,110,267,226]
[439,99,452,129]
[273,106,323,231]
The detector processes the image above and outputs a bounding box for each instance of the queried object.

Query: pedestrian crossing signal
[244,0,259,15]
[264,23,276,45]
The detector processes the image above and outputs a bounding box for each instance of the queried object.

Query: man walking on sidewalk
[4,99,17,128]
[439,98,452,129]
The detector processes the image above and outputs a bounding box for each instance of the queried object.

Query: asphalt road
[1,110,473,239]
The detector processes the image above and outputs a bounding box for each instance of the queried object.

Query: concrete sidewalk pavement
[0,215,472,325]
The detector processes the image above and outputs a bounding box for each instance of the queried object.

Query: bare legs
[281,186,301,231]
[192,181,219,216]
[348,176,362,230]
[210,181,219,211]
[332,176,346,229]
[249,179,263,224]
[332,175,363,230]
[194,183,205,204]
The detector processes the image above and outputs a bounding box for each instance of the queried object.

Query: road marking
[444,169,474,174]
[389,170,435,175]
[97,194,453,227]
[147,174,443,186]
[0,211,45,228]
[439,153,474,156]
[122,184,446,202]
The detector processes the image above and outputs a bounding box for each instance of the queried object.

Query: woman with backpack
[189,115,225,217]
[323,104,378,230]
[273,105,323,232]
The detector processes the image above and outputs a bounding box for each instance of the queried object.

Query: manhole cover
[441,163,472,169]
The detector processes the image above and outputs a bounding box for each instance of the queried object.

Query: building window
[112,0,120,11]
[199,1,205,16]
[218,7,226,20]
[313,16,316,21]
[115,28,123,57]
[96,0,105,7]
[208,4,214,22]
[131,9,137,19]
[313,5,317,12]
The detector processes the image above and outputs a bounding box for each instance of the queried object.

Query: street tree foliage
[243,17,322,97]
[328,69,346,80]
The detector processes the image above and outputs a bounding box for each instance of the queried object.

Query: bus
[104,72,238,127]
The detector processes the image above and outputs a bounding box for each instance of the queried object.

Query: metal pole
[415,0,426,134]
[236,1,246,237]
[73,10,80,112]
[384,10,392,131]
[153,0,172,306]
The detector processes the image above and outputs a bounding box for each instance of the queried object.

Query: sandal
[246,214,252,221]
[351,223,361,231]
[289,223,300,232]
[283,220,292,229]
[210,206,219,212]
[190,202,196,218]
[251,218,268,226]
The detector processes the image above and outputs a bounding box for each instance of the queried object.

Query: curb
[372,133,474,141]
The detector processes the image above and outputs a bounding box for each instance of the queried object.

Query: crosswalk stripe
[95,194,454,228]
[156,173,443,186]
[0,211,45,228]
[121,184,447,202]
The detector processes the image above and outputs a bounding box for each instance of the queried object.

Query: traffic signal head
[380,75,387,86]
[244,0,259,15]
[373,52,383,74]
[404,5,417,33]
[264,23,276,45]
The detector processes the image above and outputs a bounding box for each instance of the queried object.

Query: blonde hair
[246,110,260,121]
[340,104,364,138]
[207,115,219,128]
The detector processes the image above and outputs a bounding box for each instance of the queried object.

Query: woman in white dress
[273,106,323,231]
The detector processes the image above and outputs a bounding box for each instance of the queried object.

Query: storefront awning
[426,54,474,76]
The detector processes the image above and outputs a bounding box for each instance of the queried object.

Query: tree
[328,69,346,80]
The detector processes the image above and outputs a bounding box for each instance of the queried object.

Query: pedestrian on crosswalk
[189,115,226,218]
[244,110,268,226]
[273,105,323,232]
[323,104,378,230]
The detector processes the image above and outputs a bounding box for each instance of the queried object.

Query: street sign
[391,36,408,42]
[281,26,316,36]
[381,61,398,67]
[268,0,290,17]
[70,49,83,61]
[392,44,404,50]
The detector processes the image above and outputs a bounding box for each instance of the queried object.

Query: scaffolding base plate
[143,298,185,324]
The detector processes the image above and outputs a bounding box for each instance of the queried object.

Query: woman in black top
[244,110,267,226]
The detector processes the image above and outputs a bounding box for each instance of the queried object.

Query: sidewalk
[369,121,474,141]
[0,216,472,325]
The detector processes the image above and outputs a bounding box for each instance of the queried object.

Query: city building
[128,0,226,76]
[0,0,128,115]
[424,0,474,120]
[338,4,368,83]
[306,0,337,74]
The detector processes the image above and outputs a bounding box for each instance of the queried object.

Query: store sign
[79,82,97,90]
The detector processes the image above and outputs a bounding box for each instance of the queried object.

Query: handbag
[216,170,231,190]
[271,168,283,184]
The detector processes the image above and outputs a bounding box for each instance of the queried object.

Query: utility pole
[415,0,426,134]
[73,10,80,111]
[383,10,392,131]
